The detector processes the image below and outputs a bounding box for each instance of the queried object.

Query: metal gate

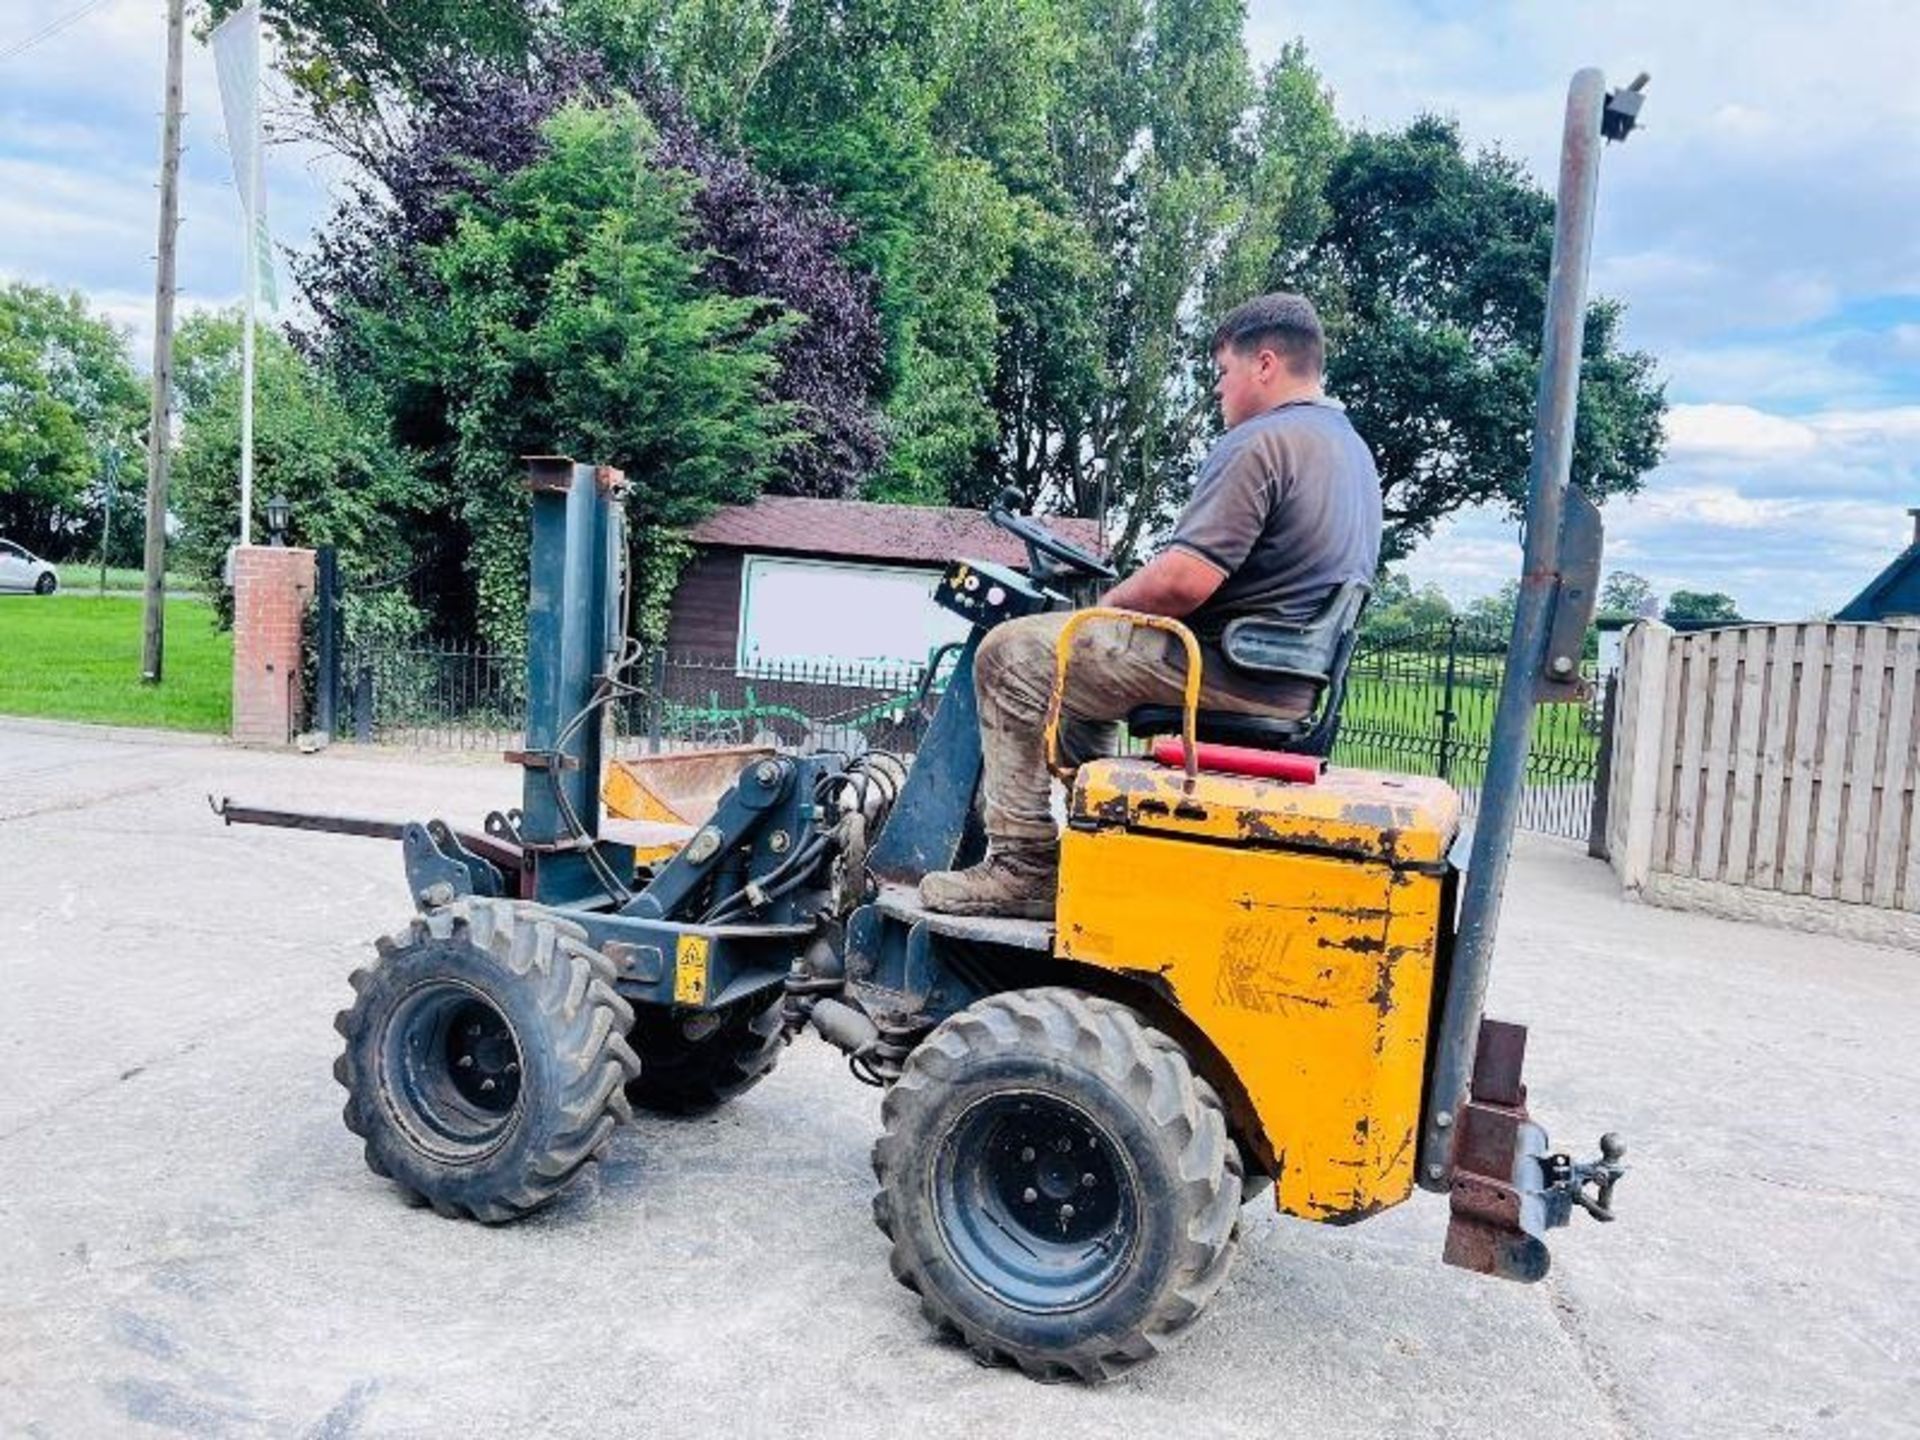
[1334,618,1606,841]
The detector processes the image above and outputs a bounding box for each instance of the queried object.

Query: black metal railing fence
[318,610,1609,841]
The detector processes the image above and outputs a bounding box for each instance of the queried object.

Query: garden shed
[664,495,1106,672]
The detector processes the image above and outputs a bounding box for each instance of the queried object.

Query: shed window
[738,556,969,678]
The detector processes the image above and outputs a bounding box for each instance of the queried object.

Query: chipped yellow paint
[673,934,711,1006]
[1057,756,1460,1223]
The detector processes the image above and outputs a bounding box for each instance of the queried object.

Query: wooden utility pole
[140,0,186,683]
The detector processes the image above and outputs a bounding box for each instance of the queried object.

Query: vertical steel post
[520,459,633,906]
[647,648,666,755]
[315,545,339,735]
[1587,675,1618,858]
[1437,618,1460,782]
[1418,69,1612,1187]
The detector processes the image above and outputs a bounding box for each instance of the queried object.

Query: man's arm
[1098,548,1226,617]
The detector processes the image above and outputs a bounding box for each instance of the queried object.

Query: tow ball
[1442,1018,1629,1283]
[1546,1133,1628,1225]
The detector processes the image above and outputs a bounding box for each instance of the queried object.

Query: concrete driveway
[0,719,1912,1438]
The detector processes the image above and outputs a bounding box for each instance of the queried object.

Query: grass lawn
[0,594,231,731]
[64,565,202,596]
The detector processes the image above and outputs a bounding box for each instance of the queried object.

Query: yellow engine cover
[1057,757,1461,1224]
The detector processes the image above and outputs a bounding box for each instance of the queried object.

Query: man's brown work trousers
[972,611,1314,850]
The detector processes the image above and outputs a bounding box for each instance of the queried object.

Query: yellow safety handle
[1042,608,1203,791]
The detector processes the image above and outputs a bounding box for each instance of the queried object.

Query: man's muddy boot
[919,847,1059,921]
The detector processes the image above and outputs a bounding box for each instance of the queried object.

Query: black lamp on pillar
[266,492,291,547]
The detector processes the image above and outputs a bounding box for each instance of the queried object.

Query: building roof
[1836,530,1920,622]
[685,495,1105,571]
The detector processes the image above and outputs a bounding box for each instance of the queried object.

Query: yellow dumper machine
[242,68,1641,1384]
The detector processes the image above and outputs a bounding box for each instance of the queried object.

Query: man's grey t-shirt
[1166,399,1382,642]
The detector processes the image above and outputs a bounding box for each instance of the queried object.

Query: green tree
[980,6,1336,559]
[226,6,1667,576]
[1463,579,1521,636]
[1599,569,1659,618]
[1300,117,1666,559]
[350,101,800,644]
[1362,568,1454,636]
[209,0,541,168]
[1663,589,1741,624]
[715,0,1050,503]
[0,283,145,561]
[171,311,427,604]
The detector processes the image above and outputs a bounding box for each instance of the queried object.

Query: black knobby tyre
[1145,1028,1271,1207]
[870,987,1241,1383]
[333,900,641,1223]
[623,994,788,1116]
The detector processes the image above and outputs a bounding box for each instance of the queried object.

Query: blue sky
[2,0,1917,617]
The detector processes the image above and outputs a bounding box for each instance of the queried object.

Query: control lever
[1544,1132,1627,1223]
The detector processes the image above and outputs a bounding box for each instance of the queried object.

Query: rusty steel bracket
[1534,486,1604,704]
[504,749,580,772]
[1441,1018,1628,1283]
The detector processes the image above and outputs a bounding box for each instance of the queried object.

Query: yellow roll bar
[1041,608,1203,791]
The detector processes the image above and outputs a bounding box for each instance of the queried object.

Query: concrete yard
[1,718,1913,1438]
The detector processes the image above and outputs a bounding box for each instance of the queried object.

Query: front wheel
[871,987,1241,1382]
[333,900,641,1222]
[623,994,787,1116]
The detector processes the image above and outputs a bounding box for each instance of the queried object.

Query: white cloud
[0,0,339,314]
[1403,395,1920,617]
[1811,407,1920,445]
[1246,0,1920,366]
[1664,404,1818,462]
[1627,485,1798,530]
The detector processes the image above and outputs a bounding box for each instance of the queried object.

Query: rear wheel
[333,900,640,1222]
[623,994,787,1116]
[33,572,55,595]
[871,987,1240,1383]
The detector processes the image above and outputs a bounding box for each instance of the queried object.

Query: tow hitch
[1442,1018,1628,1283]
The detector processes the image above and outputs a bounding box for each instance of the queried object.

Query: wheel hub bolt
[1081,1173,1096,1188]
[457,1055,474,1069]
[1022,1187,1038,1203]
[480,1078,496,1093]
[1059,1204,1076,1222]
[1020,1147,1035,1162]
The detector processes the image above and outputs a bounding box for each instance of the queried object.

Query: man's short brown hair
[1212,292,1325,377]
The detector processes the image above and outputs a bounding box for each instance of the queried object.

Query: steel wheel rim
[930,1089,1139,1315]
[380,980,525,1162]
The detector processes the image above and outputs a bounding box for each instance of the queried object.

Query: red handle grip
[1149,737,1323,785]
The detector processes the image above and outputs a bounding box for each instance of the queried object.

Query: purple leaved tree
[296,52,886,498]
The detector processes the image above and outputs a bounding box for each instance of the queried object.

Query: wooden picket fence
[1608,620,1920,912]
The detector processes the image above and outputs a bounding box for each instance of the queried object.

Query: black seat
[1126,580,1370,758]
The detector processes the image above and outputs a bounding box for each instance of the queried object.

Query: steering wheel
[988,487,1117,580]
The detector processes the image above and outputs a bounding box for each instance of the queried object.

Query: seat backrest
[1218,579,1372,688]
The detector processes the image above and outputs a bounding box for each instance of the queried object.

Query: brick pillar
[232,545,317,745]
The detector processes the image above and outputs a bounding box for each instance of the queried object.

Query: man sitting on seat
[919,292,1384,919]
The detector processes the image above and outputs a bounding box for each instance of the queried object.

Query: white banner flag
[210,2,277,309]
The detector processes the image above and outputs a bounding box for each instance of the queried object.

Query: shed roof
[685,495,1105,570]
[1836,543,1920,622]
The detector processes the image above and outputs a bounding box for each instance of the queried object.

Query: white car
[0,540,59,594]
